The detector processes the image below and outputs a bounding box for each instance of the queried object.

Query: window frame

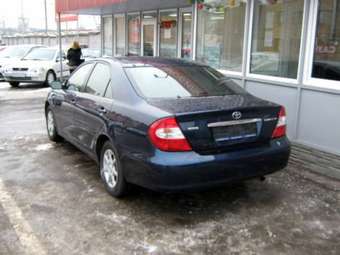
[303,0,340,91]
[83,61,113,98]
[104,80,113,99]
[245,0,308,85]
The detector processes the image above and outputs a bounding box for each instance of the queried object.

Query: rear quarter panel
[106,62,172,157]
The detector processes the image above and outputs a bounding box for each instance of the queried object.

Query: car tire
[9,82,19,88]
[45,71,56,87]
[46,107,62,142]
[100,141,128,198]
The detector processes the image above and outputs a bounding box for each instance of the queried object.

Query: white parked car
[0,45,44,82]
[82,48,101,61]
[3,47,70,87]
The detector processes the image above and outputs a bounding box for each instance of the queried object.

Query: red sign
[55,0,127,13]
[56,14,78,22]
[160,21,177,29]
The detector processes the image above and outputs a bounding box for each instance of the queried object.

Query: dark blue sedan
[45,57,290,197]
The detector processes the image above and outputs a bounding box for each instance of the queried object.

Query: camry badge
[232,111,242,120]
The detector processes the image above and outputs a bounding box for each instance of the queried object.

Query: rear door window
[85,63,111,97]
[124,66,246,98]
[67,63,94,92]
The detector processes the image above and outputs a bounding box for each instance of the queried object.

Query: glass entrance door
[142,13,157,56]
[180,9,193,59]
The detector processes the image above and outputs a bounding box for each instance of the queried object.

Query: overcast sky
[0,0,100,30]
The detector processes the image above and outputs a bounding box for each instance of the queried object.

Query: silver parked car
[0,45,44,82]
[3,47,70,87]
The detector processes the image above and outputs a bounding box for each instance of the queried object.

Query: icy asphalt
[0,82,339,255]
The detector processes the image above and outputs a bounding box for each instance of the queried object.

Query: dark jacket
[67,48,83,67]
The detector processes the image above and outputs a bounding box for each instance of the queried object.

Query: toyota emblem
[232,111,242,120]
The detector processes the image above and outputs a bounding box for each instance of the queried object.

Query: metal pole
[44,0,48,34]
[57,13,64,82]
[77,18,80,41]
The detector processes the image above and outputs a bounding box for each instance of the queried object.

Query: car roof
[99,56,208,68]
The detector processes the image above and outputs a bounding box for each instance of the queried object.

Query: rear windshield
[124,66,246,99]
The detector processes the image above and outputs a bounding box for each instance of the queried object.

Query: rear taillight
[272,106,287,139]
[148,117,192,152]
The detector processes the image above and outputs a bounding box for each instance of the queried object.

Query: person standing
[67,41,83,74]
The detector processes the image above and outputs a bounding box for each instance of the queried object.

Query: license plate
[212,123,258,142]
[13,73,26,78]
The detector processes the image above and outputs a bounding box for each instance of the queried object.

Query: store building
[56,0,340,175]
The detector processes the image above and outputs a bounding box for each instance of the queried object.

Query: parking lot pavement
[0,82,339,255]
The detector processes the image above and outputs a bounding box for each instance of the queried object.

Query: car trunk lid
[147,95,281,154]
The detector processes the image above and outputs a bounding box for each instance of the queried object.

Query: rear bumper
[122,137,291,192]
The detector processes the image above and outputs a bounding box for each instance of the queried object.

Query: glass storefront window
[160,11,178,58]
[250,0,304,79]
[142,12,157,57]
[115,15,126,56]
[103,16,113,56]
[312,0,340,82]
[128,13,141,56]
[181,11,193,59]
[196,0,247,72]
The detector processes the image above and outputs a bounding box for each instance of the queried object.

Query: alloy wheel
[47,72,55,86]
[102,149,118,189]
[47,111,55,137]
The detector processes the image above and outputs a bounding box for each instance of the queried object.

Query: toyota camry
[45,57,290,197]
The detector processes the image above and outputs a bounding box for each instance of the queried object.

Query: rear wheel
[46,107,62,142]
[45,71,56,87]
[9,82,19,88]
[100,141,128,198]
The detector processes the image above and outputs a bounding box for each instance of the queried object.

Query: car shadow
[55,139,284,226]
[124,179,282,226]
[10,83,47,90]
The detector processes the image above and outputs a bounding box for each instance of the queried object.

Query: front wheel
[46,107,62,142]
[9,82,19,87]
[45,71,56,87]
[100,141,128,198]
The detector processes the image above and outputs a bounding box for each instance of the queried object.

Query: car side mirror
[50,81,63,90]
[56,58,65,63]
[56,55,66,62]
